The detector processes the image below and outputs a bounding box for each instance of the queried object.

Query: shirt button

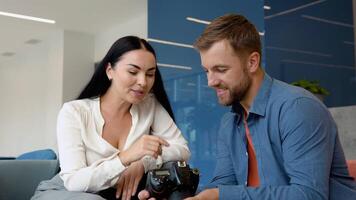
[245,181,248,186]
[246,152,248,156]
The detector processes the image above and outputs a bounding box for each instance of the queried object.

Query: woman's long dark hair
[78,36,175,120]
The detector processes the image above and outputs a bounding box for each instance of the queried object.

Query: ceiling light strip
[282,59,354,70]
[0,11,55,24]
[148,38,194,48]
[266,46,332,57]
[157,63,192,70]
[264,5,271,10]
[186,17,265,36]
[265,0,326,20]
[302,15,353,28]
[186,17,210,24]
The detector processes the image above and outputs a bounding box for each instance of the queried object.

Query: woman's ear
[106,63,113,81]
[247,52,260,73]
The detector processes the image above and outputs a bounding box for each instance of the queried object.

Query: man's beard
[219,72,252,106]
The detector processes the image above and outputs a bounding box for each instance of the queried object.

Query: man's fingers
[138,190,150,200]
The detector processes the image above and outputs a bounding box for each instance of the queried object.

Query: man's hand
[137,190,156,200]
[184,188,219,200]
[116,160,145,200]
[137,188,218,200]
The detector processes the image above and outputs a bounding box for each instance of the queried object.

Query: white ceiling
[0,0,145,60]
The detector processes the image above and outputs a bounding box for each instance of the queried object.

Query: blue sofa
[0,149,59,200]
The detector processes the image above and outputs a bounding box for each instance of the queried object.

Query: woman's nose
[137,74,147,87]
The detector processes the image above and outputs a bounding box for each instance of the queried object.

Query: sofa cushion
[16,149,57,160]
[0,159,59,200]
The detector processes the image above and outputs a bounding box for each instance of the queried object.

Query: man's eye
[216,68,227,73]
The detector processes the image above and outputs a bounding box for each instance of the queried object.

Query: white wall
[0,30,96,156]
[94,4,148,62]
[43,30,64,153]
[0,30,62,156]
[63,31,95,103]
[0,8,148,157]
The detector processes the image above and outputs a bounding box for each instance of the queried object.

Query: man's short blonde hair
[194,13,262,60]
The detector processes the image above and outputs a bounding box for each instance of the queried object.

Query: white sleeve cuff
[141,155,163,172]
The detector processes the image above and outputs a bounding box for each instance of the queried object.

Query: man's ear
[247,52,260,73]
[106,63,113,80]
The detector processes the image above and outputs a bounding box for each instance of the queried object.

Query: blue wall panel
[148,0,264,186]
[265,0,356,107]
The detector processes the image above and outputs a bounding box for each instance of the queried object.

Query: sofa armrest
[0,159,59,200]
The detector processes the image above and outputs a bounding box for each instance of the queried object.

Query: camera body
[145,161,199,200]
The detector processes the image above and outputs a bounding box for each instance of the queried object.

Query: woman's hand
[119,135,169,166]
[116,160,145,200]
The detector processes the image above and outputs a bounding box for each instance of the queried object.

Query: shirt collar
[231,73,272,117]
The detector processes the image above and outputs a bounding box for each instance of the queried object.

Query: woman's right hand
[116,160,145,200]
[119,135,169,166]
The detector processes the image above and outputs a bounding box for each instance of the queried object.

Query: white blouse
[57,94,190,192]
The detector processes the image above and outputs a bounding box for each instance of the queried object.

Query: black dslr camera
[145,161,199,200]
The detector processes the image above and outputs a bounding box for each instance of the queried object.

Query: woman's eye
[146,73,155,77]
[129,71,138,75]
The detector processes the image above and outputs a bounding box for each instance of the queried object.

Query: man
[140,14,356,200]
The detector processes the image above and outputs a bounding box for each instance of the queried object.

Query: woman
[32,36,190,200]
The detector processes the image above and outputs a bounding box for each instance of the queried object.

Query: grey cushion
[0,159,59,200]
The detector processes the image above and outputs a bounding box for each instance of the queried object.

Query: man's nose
[207,74,219,87]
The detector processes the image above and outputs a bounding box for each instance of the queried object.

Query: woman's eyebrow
[127,63,141,69]
[128,64,156,71]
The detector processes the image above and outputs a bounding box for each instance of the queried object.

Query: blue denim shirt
[207,74,356,200]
